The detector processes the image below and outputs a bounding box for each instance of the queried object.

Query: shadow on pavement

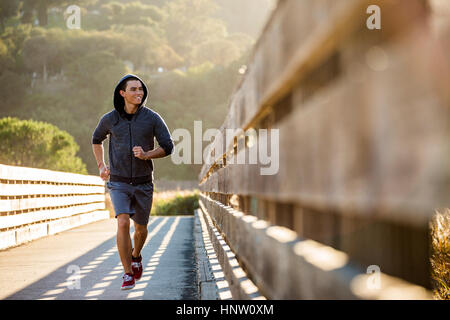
[5,216,198,300]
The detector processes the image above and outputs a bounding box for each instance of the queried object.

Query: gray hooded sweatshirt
[92,74,174,184]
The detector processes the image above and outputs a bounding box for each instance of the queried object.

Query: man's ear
[119,90,125,98]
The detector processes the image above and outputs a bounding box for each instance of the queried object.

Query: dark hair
[119,77,141,92]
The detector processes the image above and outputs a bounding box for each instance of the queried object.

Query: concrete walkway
[0,216,198,300]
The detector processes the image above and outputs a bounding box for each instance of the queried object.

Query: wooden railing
[198,0,450,299]
[0,164,109,250]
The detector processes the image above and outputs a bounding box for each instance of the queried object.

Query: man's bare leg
[132,222,148,258]
[117,214,132,274]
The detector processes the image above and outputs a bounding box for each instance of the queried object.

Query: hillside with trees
[0,0,275,179]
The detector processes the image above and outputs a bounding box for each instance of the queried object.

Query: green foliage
[0,117,88,173]
[0,70,27,107]
[110,24,183,70]
[151,190,199,216]
[22,27,67,74]
[0,0,270,179]
[0,0,20,30]
[65,50,128,92]
[0,23,32,70]
[191,39,241,67]
[17,0,94,27]
[100,1,165,27]
[164,0,228,64]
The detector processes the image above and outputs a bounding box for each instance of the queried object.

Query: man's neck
[124,102,139,114]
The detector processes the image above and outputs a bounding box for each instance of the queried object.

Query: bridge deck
[0,216,198,300]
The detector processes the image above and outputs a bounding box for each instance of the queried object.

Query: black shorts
[106,181,154,226]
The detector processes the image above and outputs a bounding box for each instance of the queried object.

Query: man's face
[120,80,144,106]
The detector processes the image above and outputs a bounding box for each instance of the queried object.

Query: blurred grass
[430,208,450,300]
[105,189,200,218]
[151,189,199,216]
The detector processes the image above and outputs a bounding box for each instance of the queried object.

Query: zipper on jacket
[129,122,132,183]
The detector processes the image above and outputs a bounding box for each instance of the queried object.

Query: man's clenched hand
[99,163,110,181]
[133,146,148,160]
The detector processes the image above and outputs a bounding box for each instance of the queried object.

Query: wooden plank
[0,202,105,229]
[0,194,105,212]
[226,0,354,130]
[6,210,110,248]
[196,0,447,298]
[47,210,110,235]
[199,0,369,177]
[0,183,105,196]
[0,230,16,250]
[201,191,433,287]
[15,223,48,245]
[199,194,431,299]
[200,30,450,227]
[199,0,434,183]
[0,164,104,186]
[197,208,265,299]
[247,0,365,129]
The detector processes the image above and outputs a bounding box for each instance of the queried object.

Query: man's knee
[117,214,130,230]
[134,223,148,237]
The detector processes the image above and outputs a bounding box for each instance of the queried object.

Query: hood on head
[113,74,148,115]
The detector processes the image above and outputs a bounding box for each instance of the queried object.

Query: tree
[111,24,183,70]
[20,0,93,27]
[0,0,20,31]
[64,50,128,92]
[0,24,32,69]
[0,39,9,70]
[0,70,27,114]
[163,0,227,63]
[0,0,260,180]
[191,39,241,66]
[19,0,46,25]
[100,1,166,27]
[22,27,66,79]
[0,117,88,173]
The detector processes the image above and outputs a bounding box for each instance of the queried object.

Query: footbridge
[1,0,449,300]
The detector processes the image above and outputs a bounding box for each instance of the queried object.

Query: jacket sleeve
[92,113,111,144]
[153,112,174,156]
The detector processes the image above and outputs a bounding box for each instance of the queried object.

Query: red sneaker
[121,273,135,290]
[131,255,143,281]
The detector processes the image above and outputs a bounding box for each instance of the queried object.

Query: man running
[92,74,174,290]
